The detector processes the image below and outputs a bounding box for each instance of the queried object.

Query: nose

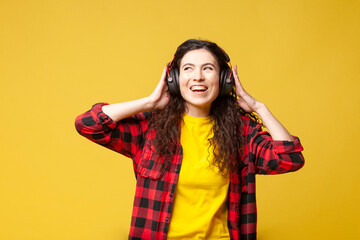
[193,68,204,81]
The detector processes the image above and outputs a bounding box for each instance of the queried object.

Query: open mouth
[190,85,208,93]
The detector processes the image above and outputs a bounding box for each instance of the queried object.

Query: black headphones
[166,50,234,96]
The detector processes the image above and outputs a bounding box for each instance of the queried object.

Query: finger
[156,67,168,89]
[160,67,170,94]
[233,65,245,88]
[233,65,245,95]
[232,65,239,80]
[162,82,169,93]
[151,67,166,97]
[160,66,168,82]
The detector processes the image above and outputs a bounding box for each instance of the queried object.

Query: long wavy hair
[149,39,261,176]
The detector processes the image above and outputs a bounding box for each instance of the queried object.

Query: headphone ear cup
[219,68,234,96]
[167,67,180,96]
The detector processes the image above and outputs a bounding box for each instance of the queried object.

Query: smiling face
[179,48,220,117]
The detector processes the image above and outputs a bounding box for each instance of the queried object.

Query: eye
[183,66,192,71]
[204,66,214,71]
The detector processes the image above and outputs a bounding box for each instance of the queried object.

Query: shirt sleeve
[74,102,152,159]
[245,117,305,175]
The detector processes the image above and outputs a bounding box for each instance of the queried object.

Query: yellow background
[1,0,359,239]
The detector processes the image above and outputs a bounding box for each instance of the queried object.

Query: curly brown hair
[149,91,260,176]
[148,39,261,176]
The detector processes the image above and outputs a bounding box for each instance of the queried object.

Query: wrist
[254,102,266,114]
[143,96,156,111]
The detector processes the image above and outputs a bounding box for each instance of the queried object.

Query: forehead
[180,49,219,67]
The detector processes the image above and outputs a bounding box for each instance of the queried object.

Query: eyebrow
[181,63,217,69]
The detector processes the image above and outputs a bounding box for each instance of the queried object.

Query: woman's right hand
[148,66,170,110]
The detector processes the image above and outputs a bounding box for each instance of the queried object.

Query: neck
[184,103,211,118]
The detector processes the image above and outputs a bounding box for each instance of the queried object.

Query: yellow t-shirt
[167,114,230,240]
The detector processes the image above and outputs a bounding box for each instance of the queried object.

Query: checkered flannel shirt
[75,102,305,240]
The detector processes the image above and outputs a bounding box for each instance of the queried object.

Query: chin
[187,100,213,109]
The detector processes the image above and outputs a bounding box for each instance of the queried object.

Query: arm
[74,67,170,158]
[102,66,170,122]
[254,104,293,141]
[233,65,293,141]
[233,65,304,174]
[74,102,150,159]
[244,117,304,174]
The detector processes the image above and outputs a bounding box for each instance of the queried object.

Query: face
[179,48,220,117]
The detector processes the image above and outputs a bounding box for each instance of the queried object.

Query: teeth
[190,86,207,91]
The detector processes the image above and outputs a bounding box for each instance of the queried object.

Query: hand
[148,66,170,110]
[233,65,263,113]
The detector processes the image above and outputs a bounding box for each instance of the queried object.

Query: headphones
[166,49,235,96]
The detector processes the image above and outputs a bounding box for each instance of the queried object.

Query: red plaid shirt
[75,102,305,240]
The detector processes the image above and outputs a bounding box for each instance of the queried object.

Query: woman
[75,39,305,240]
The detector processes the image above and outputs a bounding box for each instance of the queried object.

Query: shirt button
[175,167,180,173]
[165,218,169,222]
[169,193,173,198]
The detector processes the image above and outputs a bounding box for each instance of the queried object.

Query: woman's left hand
[233,65,294,141]
[233,65,264,113]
